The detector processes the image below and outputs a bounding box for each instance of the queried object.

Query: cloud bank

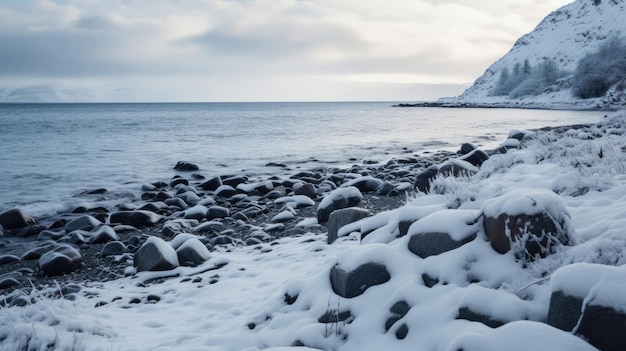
[0,0,573,101]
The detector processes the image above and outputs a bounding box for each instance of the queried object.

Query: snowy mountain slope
[446,0,626,107]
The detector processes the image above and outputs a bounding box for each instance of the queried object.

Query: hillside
[440,0,626,110]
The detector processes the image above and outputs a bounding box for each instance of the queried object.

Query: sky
[0,0,574,102]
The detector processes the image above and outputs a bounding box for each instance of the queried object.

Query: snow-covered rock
[133,236,179,272]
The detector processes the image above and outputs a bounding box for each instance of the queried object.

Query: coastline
[2,111,626,350]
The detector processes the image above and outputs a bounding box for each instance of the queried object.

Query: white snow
[5,111,626,350]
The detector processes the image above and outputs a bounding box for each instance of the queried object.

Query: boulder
[413,165,439,193]
[341,176,384,193]
[38,245,83,276]
[482,189,573,261]
[576,304,626,351]
[89,225,119,244]
[161,219,199,237]
[293,182,317,199]
[198,176,223,191]
[330,262,390,298]
[133,236,179,272]
[174,161,199,171]
[176,238,211,267]
[459,148,490,168]
[327,207,370,244]
[317,186,363,223]
[100,241,128,257]
[64,215,102,232]
[109,210,163,228]
[0,208,35,231]
[406,209,480,258]
[207,206,230,220]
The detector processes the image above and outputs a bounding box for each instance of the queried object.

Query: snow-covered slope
[444,0,626,109]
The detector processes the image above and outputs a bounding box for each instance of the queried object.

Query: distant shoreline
[391,100,616,111]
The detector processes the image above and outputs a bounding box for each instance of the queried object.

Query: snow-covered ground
[4,111,626,350]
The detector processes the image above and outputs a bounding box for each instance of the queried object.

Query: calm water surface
[0,102,606,217]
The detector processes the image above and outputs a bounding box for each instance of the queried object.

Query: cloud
[0,0,574,101]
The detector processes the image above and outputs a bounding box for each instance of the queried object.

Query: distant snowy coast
[2,110,626,350]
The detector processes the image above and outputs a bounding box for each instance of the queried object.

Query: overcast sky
[0,0,573,102]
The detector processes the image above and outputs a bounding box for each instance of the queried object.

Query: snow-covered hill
[442,0,626,109]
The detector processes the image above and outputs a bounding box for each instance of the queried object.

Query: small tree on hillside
[572,36,626,99]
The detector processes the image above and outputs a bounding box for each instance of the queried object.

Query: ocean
[0,102,606,218]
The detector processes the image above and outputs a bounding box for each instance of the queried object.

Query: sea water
[0,102,605,218]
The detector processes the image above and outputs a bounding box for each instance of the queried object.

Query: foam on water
[0,102,605,214]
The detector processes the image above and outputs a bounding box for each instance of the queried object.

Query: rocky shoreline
[0,147,462,301]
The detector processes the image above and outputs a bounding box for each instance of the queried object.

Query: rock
[271,210,296,223]
[375,182,395,196]
[330,262,390,298]
[317,186,363,223]
[64,215,102,232]
[176,238,211,267]
[133,236,179,272]
[437,159,478,177]
[0,254,20,265]
[459,148,490,167]
[170,176,189,187]
[192,221,225,234]
[293,182,317,198]
[0,277,20,290]
[198,176,223,191]
[174,161,199,171]
[183,205,209,220]
[0,208,35,231]
[109,210,163,228]
[456,306,506,328]
[413,165,439,193]
[15,225,46,238]
[37,230,65,241]
[341,176,384,193]
[546,291,584,332]
[385,301,411,332]
[89,225,119,244]
[237,181,274,195]
[222,175,248,188]
[100,241,128,257]
[576,305,626,351]
[214,185,238,198]
[327,207,370,244]
[406,209,480,258]
[38,245,83,276]
[408,232,476,258]
[207,206,230,220]
[162,219,199,237]
[482,189,573,261]
[22,243,58,260]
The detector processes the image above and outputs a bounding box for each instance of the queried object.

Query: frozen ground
[3,111,626,350]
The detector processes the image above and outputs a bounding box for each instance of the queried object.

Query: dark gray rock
[223,175,248,188]
[408,232,476,258]
[375,182,395,196]
[133,237,179,272]
[109,210,163,228]
[174,161,199,171]
[456,306,506,328]
[0,277,20,290]
[162,219,199,238]
[293,182,317,199]
[342,176,384,193]
[214,185,238,198]
[576,304,626,351]
[207,206,230,220]
[546,291,584,332]
[22,243,58,260]
[413,165,439,193]
[385,300,411,331]
[100,241,128,257]
[176,238,211,267]
[317,187,363,224]
[65,215,102,232]
[459,148,490,168]
[37,230,65,241]
[89,225,119,244]
[327,207,370,244]
[199,176,223,191]
[0,208,35,231]
[38,245,84,276]
[170,176,189,187]
[330,262,390,298]
[0,254,20,265]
